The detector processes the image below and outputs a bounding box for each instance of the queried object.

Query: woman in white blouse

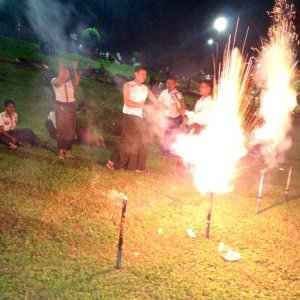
[51,61,80,159]
[107,66,159,172]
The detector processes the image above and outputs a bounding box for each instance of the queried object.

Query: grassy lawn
[0,39,300,299]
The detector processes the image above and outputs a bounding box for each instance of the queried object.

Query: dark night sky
[0,0,299,73]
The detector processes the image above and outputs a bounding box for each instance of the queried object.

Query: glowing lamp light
[214,17,227,32]
[207,39,214,45]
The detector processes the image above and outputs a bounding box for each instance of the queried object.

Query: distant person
[45,111,57,140]
[184,80,214,134]
[106,66,160,172]
[0,100,44,149]
[149,76,161,98]
[76,101,104,146]
[51,61,80,159]
[158,77,185,162]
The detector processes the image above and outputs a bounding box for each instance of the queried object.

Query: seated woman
[45,111,57,140]
[0,100,43,149]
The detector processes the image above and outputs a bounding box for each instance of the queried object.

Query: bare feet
[9,143,18,150]
[58,149,65,160]
[65,151,76,159]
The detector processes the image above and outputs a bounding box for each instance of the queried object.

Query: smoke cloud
[25,0,74,50]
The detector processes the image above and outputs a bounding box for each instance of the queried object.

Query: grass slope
[0,38,299,299]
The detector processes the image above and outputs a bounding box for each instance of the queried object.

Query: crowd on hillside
[0,62,216,172]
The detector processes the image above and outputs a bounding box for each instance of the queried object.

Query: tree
[81,27,101,51]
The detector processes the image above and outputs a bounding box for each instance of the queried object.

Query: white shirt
[51,78,76,103]
[0,112,18,131]
[185,96,213,125]
[123,81,148,118]
[48,111,56,128]
[158,88,183,118]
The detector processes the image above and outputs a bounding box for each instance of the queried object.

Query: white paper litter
[187,228,197,239]
[218,242,241,261]
[157,228,163,235]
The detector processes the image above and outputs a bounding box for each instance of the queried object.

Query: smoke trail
[253,0,298,168]
[25,0,74,50]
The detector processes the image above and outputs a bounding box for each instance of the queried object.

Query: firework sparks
[174,42,251,195]
[253,0,298,168]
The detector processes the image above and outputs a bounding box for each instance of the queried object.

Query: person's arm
[52,64,66,87]
[72,60,80,88]
[0,127,18,144]
[147,88,162,108]
[123,83,144,108]
[173,92,186,113]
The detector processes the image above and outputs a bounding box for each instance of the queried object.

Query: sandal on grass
[106,160,114,170]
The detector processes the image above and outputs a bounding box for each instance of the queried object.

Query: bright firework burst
[253,0,298,168]
[174,38,252,194]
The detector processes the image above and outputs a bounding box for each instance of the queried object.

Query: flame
[253,0,298,168]
[174,45,251,194]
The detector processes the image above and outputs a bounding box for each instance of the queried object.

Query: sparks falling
[174,41,251,194]
[253,0,298,168]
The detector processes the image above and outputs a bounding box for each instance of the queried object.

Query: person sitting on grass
[0,100,44,149]
[45,111,57,140]
[76,101,105,146]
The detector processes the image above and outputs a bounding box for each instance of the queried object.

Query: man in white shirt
[184,80,214,134]
[158,77,185,161]
[0,100,43,149]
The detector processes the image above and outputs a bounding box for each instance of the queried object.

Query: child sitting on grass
[0,100,45,149]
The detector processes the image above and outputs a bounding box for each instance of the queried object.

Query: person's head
[166,76,177,92]
[4,100,16,114]
[199,80,213,97]
[58,65,71,82]
[134,66,147,84]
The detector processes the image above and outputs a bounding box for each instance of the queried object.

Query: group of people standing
[106,66,213,173]
[0,64,213,171]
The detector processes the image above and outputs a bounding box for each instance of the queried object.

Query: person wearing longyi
[158,76,185,162]
[51,61,80,159]
[107,66,160,172]
[184,80,214,134]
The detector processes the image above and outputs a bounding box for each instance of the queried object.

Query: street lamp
[213,17,227,33]
[212,17,227,66]
[207,39,214,45]
[207,39,219,62]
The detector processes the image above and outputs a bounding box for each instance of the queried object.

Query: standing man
[51,61,80,159]
[158,76,185,162]
[106,66,160,172]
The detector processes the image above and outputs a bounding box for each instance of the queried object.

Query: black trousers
[110,114,147,171]
[0,129,40,146]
